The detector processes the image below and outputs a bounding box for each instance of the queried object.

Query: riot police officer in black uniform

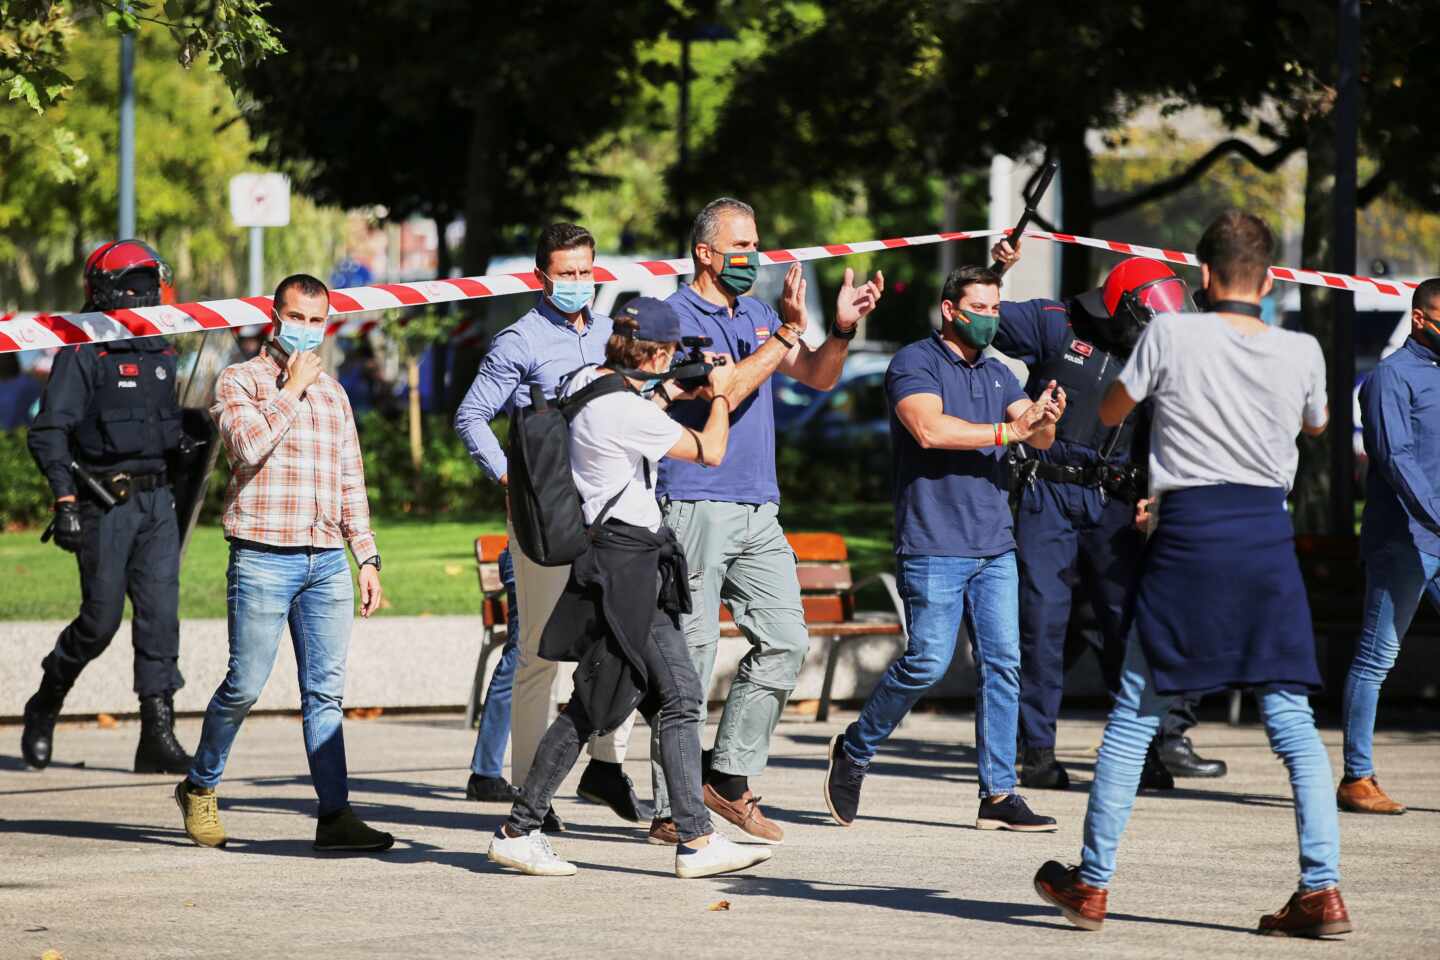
[991,240,1229,789]
[21,239,193,774]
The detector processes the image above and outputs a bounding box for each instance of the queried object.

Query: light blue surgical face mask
[547,278,594,315]
[275,319,325,355]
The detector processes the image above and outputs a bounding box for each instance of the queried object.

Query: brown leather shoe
[1033,860,1106,931]
[647,817,679,846]
[1258,887,1353,938]
[702,784,784,844]
[1337,775,1407,815]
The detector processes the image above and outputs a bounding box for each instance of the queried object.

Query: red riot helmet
[83,239,175,310]
[1075,257,1194,354]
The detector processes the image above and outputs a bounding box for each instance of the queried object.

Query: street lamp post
[118,5,136,239]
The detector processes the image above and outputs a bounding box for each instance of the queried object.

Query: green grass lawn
[0,503,896,621]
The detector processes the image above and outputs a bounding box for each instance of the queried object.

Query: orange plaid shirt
[211,349,377,562]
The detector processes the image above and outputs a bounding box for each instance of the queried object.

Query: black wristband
[831,322,858,341]
[773,328,796,350]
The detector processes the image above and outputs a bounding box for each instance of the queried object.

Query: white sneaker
[487,827,577,876]
[675,831,774,879]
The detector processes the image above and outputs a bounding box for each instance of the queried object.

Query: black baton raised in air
[991,158,1059,275]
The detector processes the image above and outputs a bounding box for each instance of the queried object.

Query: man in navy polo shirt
[823,264,1065,832]
[648,197,884,845]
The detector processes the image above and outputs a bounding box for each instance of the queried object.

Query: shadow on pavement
[0,818,190,848]
[699,873,1255,935]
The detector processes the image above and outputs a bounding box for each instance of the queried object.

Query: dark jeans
[509,609,711,842]
[43,487,182,697]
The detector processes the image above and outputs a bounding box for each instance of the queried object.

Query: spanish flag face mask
[716,250,759,296]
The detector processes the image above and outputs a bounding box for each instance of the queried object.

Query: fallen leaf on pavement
[707,900,731,912]
[42,950,64,960]
[96,713,117,728]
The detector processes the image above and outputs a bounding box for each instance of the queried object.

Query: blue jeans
[844,552,1021,797]
[470,549,520,779]
[189,544,355,816]
[1081,634,1340,890]
[1343,543,1440,777]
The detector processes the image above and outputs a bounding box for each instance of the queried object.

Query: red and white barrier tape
[1012,229,1423,301]
[0,227,1419,354]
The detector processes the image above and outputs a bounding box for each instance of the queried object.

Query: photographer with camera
[488,298,772,880]
[989,239,1227,790]
[453,223,649,827]
[647,198,883,845]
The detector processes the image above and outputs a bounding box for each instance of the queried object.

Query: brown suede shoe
[1337,775,1407,815]
[702,784,784,844]
[1258,887,1353,938]
[647,817,679,846]
[1033,860,1107,931]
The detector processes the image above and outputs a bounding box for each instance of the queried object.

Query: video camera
[668,335,727,392]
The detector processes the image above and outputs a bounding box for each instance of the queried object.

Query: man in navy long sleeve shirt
[1339,277,1440,815]
[452,223,648,827]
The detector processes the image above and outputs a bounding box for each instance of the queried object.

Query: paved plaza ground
[1,708,1437,959]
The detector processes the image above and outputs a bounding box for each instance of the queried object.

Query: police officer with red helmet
[991,241,1229,789]
[21,239,193,774]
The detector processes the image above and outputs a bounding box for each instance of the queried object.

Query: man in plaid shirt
[174,273,392,853]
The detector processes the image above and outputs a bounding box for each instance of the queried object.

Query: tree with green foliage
[2,0,281,112]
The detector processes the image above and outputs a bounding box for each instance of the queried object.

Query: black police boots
[135,693,194,775]
[21,674,71,769]
[1020,747,1072,790]
[1159,736,1228,778]
[1139,738,1176,792]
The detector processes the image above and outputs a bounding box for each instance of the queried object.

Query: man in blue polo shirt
[1338,276,1440,816]
[454,222,648,829]
[823,264,1064,832]
[648,197,884,845]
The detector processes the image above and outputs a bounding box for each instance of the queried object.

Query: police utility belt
[78,467,169,505]
[1009,455,1147,505]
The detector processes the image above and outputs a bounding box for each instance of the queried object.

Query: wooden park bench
[468,531,906,725]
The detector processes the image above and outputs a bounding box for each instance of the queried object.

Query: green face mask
[716,249,759,296]
[952,307,998,349]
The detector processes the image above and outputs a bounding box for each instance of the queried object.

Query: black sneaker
[1020,747,1071,790]
[314,806,395,852]
[541,807,567,834]
[823,732,866,826]
[576,759,654,823]
[466,773,521,803]
[976,794,1058,832]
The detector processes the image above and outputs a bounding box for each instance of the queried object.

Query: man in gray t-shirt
[1120,311,1328,495]
[1033,211,1351,939]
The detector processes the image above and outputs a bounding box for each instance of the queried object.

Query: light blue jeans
[1342,543,1440,777]
[189,543,355,816]
[844,552,1021,797]
[470,549,519,779]
[1081,635,1340,891]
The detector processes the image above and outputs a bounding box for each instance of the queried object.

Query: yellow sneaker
[175,779,227,848]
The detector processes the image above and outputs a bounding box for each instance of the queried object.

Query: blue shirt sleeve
[995,299,1069,365]
[886,348,941,405]
[453,327,530,482]
[1362,363,1440,538]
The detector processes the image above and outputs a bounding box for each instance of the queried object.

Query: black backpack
[507,371,637,566]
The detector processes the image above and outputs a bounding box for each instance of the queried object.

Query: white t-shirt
[1119,312,1328,494]
[562,366,684,531]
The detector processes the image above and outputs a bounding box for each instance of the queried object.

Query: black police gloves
[51,501,83,553]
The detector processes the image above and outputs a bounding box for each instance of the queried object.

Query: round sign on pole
[229,173,291,228]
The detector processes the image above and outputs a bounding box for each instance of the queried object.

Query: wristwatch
[360,554,382,573]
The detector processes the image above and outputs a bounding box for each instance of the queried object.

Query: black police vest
[71,344,182,468]
[1031,335,1133,458]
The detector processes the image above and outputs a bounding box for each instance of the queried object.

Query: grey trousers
[652,500,810,818]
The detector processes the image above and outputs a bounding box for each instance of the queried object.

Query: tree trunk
[407,355,423,485]
[1056,129,1096,297]
[1293,121,1337,535]
[451,85,501,418]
